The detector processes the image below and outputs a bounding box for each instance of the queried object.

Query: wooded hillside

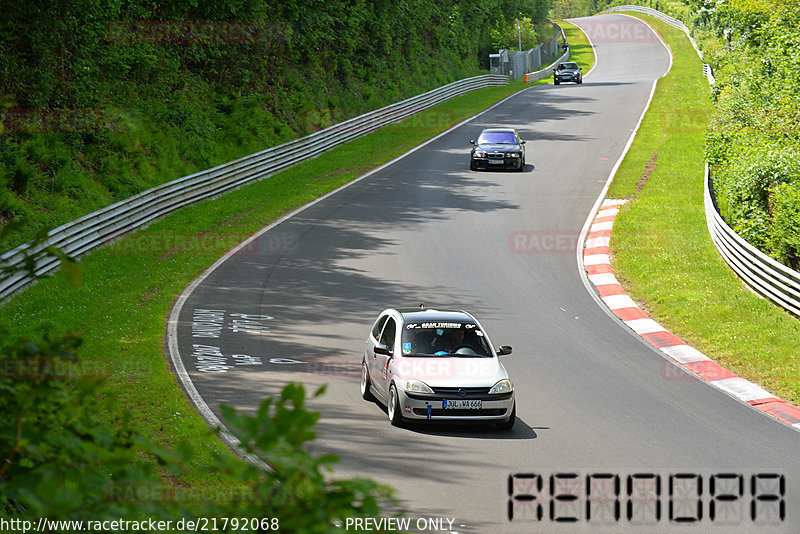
[0,0,552,249]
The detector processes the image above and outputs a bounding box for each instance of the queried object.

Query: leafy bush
[770,181,800,269]
[715,145,799,219]
[714,143,800,263]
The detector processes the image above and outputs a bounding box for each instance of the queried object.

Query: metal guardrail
[705,165,800,316]
[601,5,689,32]
[524,22,569,84]
[601,6,800,316]
[524,48,570,84]
[0,74,509,302]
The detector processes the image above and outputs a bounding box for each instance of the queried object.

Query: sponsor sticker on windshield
[421,322,463,329]
[402,342,412,354]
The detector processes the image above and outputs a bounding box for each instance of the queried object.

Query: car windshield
[477,131,517,144]
[559,63,578,70]
[401,322,492,357]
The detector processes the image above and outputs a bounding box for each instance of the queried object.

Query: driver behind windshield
[401,324,491,356]
[437,328,466,354]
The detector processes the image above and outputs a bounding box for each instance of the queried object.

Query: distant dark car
[469,128,526,171]
[554,62,582,85]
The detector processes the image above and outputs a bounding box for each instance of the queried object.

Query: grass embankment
[0,79,533,485]
[6,1,565,251]
[0,64,484,252]
[607,14,800,404]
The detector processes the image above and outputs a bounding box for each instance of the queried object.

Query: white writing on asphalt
[232,354,263,366]
[191,344,230,372]
[229,313,273,335]
[191,345,263,373]
[192,309,273,337]
[192,309,225,338]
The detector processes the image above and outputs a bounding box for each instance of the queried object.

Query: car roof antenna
[419,302,425,310]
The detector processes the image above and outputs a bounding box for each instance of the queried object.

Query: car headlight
[405,380,434,394]
[474,151,486,158]
[489,379,513,394]
[506,152,521,158]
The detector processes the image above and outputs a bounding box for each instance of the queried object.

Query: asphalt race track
[167,15,799,533]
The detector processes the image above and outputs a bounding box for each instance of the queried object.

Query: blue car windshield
[477,132,517,144]
[401,322,492,357]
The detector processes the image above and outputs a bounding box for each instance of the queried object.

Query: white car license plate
[443,399,482,409]
[488,159,504,165]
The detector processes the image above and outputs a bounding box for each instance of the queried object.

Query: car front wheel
[497,403,516,430]
[388,383,404,427]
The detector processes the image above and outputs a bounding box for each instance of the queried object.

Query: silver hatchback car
[360,307,515,429]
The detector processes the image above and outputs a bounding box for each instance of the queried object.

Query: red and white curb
[584,199,800,431]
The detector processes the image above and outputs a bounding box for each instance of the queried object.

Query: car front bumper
[555,74,580,83]
[396,388,514,423]
[471,156,523,170]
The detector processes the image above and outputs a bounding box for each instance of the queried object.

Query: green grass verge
[607,13,800,405]
[559,20,595,74]
[0,78,539,485]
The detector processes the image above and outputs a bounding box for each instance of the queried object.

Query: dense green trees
[0,0,553,249]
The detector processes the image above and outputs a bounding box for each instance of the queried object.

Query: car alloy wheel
[360,361,374,401]
[388,383,403,427]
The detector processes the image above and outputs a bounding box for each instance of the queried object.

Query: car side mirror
[374,345,392,356]
[470,139,475,145]
[497,345,512,356]
[520,140,526,144]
